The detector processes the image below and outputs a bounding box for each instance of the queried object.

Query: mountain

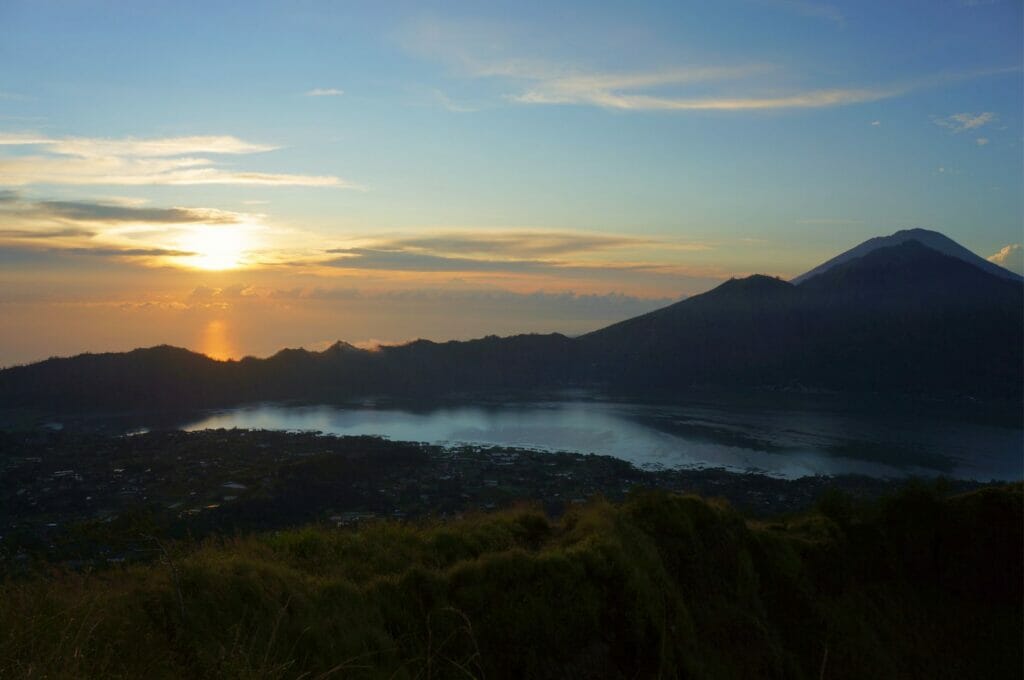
[576,274,801,388]
[577,240,1022,396]
[1,231,1021,410]
[791,227,1023,284]
[787,240,1021,396]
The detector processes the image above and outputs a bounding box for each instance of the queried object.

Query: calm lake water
[179,394,1024,481]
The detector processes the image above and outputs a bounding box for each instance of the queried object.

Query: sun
[180,226,251,270]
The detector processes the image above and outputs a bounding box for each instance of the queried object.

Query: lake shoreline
[2,388,1021,480]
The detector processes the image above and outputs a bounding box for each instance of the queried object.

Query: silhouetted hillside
[1,234,1021,410]
[375,333,577,394]
[0,345,237,410]
[578,274,801,388]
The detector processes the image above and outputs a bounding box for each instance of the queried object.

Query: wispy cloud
[316,247,733,298]
[322,247,698,278]
[303,227,737,285]
[0,133,276,156]
[0,192,243,228]
[933,111,996,132]
[305,88,344,97]
[988,244,1023,274]
[0,155,352,188]
[976,137,990,146]
[403,18,884,112]
[0,227,96,239]
[0,133,359,188]
[324,248,572,274]
[367,231,672,259]
[32,200,241,224]
[477,55,890,111]
[513,85,894,111]
[448,59,880,112]
[497,64,893,111]
[0,242,197,268]
[63,246,196,258]
[511,65,1018,111]
[405,18,1017,114]
[313,230,720,279]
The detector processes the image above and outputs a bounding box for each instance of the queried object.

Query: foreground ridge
[2,485,1020,678]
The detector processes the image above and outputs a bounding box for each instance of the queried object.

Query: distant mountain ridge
[1,230,1021,410]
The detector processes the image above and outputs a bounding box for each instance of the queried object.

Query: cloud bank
[988,244,1023,274]
[321,230,713,278]
[0,193,246,231]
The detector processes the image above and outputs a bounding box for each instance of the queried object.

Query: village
[0,427,972,571]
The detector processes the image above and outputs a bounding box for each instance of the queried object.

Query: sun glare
[181,226,251,270]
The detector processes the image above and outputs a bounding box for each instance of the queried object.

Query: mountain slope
[577,240,1022,397]
[789,240,1022,396]
[576,274,802,388]
[792,228,1022,284]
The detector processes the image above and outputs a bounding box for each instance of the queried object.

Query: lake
[178,393,1023,480]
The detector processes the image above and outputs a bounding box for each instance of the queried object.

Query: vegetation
[2,482,1020,679]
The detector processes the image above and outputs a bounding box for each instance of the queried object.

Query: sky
[0,0,1021,365]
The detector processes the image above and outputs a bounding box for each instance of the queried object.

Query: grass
[0,483,1020,679]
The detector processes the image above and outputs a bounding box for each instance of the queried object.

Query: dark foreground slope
[2,485,1020,679]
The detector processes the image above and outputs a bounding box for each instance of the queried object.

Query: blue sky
[0,0,1021,362]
